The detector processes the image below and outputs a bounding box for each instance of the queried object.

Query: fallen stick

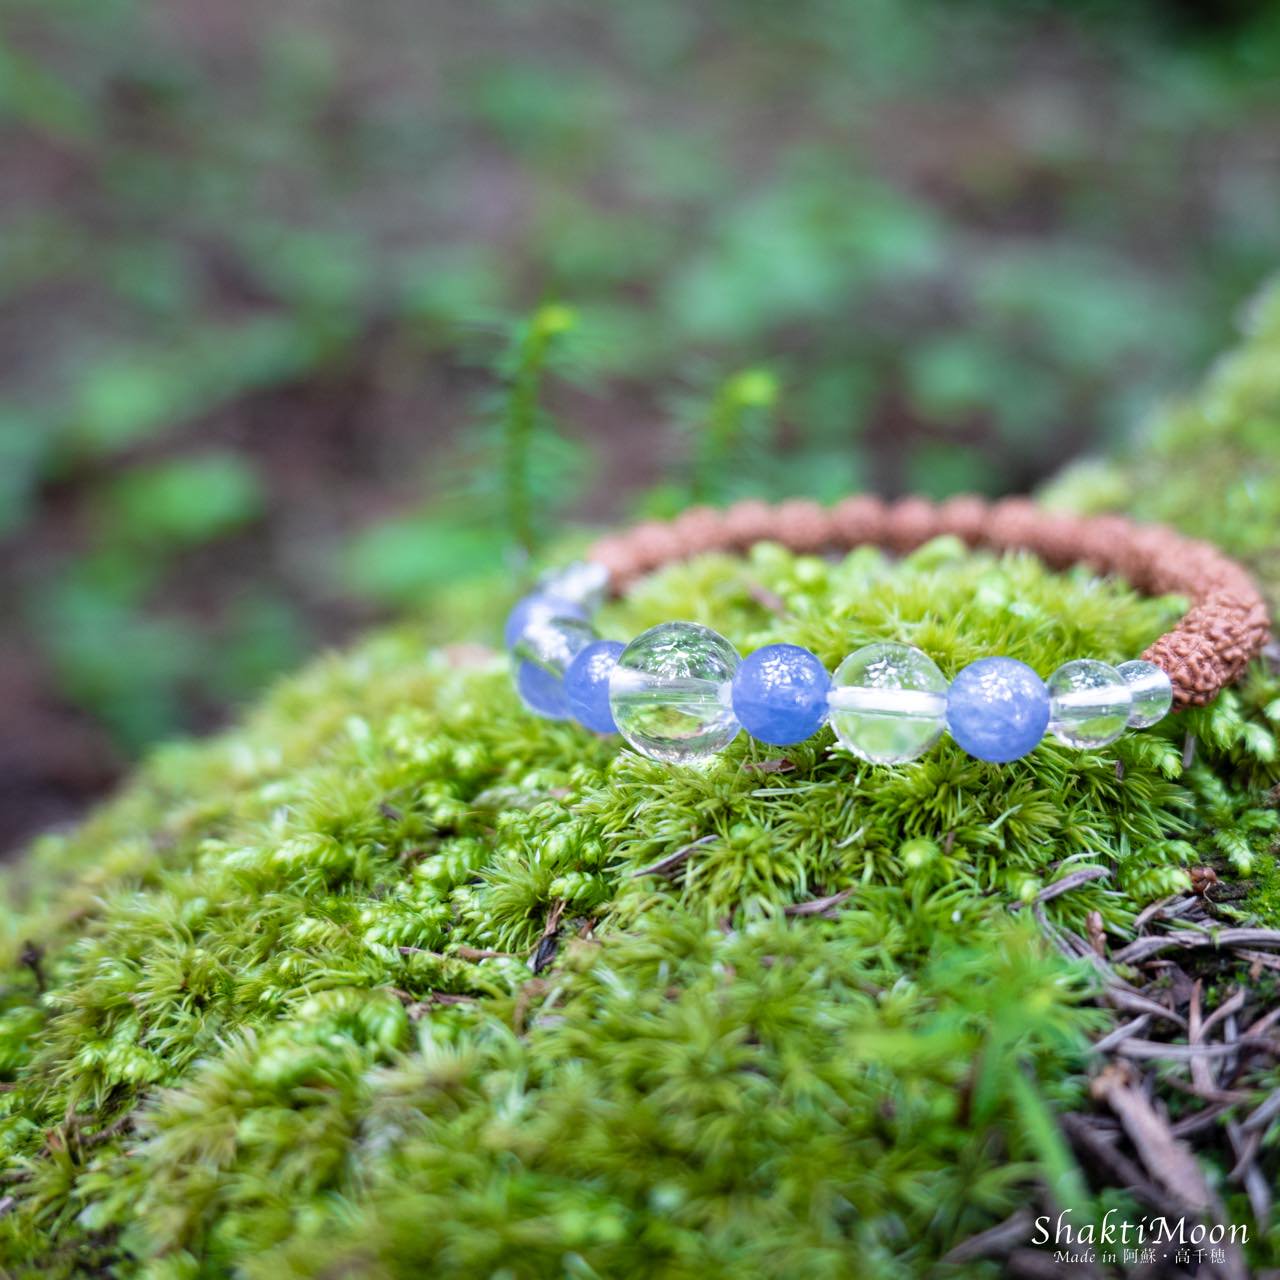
[630,834,718,879]
[941,1209,1036,1264]
[783,887,855,917]
[1010,865,1111,910]
[1112,927,1280,965]
[1111,1036,1278,1061]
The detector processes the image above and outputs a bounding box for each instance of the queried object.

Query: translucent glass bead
[608,622,741,765]
[1047,659,1132,749]
[947,657,1050,763]
[565,639,626,735]
[731,643,830,745]
[1049,660,1131,747]
[504,593,586,650]
[512,615,597,720]
[1116,659,1174,729]
[828,642,948,764]
[516,663,570,720]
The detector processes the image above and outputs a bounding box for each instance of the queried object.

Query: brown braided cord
[585,496,1272,710]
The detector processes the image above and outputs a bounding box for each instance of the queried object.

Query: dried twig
[1239,948,1280,973]
[1111,1036,1277,1062]
[1170,1103,1233,1138]
[1188,980,1217,1097]
[942,1210,1037,1264]
[1060,1112,1166,1212]
[742,758,797,775]
[529,898,567,974]
[1085,910,1106,958]
[1010,866,1110,911]
[630,834,718,879]
[1102,987,1187,1029]
[1112,927,1280,965]
[1200,986,1247,1038]
[1245,1004,1280,1039]
[1227,1118,1272,1230]
[396,990,478,1020]
[1133,895,1175,931]
[1091,1014,1149,1055]
[78,1109,136,1152]
[1090,1064,1215,1212]
[1160,1074,1256,1105]
[1241,1086,1280,1134]
[783,887,854,918]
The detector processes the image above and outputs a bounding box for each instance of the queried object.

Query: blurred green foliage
[2,0,1280,771]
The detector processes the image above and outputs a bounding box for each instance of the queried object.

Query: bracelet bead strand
[503,497,1268,768]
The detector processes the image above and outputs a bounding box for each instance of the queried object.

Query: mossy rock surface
[3,290,1280,1277]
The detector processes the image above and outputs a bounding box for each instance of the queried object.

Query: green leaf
[101,453,265,548]
[341,515,505,603]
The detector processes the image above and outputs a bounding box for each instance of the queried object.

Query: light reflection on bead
[947,657,1049,763]
[512,615,597,720]
[608,622,741,765]
[504,593,586,650]
[1116,660,1174,729]
[828,642,948,764]
[731,643,830,745]
[1047,659,1132,749]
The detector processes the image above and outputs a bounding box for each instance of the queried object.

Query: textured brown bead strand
[586,496,1271,710]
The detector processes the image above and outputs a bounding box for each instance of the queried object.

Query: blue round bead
[731,643,831,745]
[946,657,1050,763]
[565,639,626,734]
[515,660,572,720]
[504,593,585,650]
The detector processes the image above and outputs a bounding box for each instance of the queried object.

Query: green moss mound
[3,298,1280,1276]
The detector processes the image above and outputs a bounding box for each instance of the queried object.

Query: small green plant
[338,304,588,607]
[688,367,780,504]
[500,303,580,558]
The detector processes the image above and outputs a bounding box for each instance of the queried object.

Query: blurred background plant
[2,0,1280,848]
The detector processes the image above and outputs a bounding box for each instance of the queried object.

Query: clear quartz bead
[1047,659,1132,749]
[512,615,597,719]
[828,642,948,764]
[1116,659,1174,729]
[608,622,741,765]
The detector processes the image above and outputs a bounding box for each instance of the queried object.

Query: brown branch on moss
[529,898,566,974]
[1009,865,1110,911]
[783,887,854,918]
[1090,1063,1218,1215]
[941,1209,1036,1264]
[630,834,718,879]
[1113,926,1280,964]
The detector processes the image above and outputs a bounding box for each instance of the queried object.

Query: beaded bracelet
[504,497,1271,767]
